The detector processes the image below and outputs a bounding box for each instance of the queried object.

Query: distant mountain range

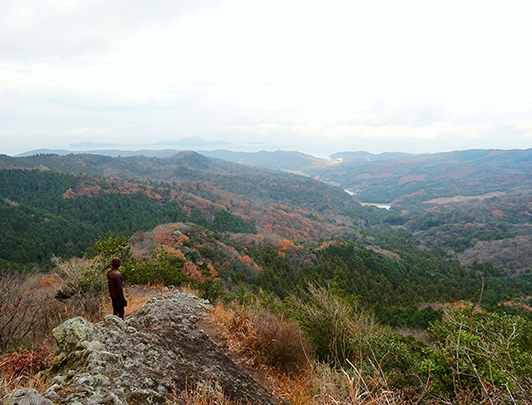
[311,148,532,204]
[14,147,532,204]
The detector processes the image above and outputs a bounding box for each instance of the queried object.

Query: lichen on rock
[44,292,279,404]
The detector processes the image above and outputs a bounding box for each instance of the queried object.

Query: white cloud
[1,0,532,156]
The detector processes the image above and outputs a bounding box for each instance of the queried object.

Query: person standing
[107,257,127,319]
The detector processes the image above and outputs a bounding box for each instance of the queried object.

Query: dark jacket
[107,268,127,305]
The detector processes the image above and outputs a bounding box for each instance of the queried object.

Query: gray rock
[43,389,60,402]
[8,291,279,405]
[52,317,94,350]
[1,388,53,405]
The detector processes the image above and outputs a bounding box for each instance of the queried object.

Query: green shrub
[293,284,377,366]
[85,232,135,270]
[54,256,106,316]
[425,305,532,402]
[197,278,225,304]
[125,249,188,286]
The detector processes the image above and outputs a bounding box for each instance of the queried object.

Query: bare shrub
[54,256,106,320]
[209,303,311,373]
[0,272,64,352]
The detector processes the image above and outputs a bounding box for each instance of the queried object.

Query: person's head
[111,257,121,269]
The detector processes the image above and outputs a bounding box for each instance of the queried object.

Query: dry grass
[0,371,49,399]
[209,303,311,373]
[0,345,52,398]
[208,302,409,405]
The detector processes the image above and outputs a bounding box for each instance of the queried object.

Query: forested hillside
[0,151,380,270]
[159,148,532,276]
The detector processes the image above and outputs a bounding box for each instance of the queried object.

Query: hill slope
[0,152,385,270]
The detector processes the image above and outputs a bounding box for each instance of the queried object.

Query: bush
[245,309,311,372]
[426,305,532,402]
[293,284,377,366]
[212,304,311,373]
[124,249,188,286]
[0,272,63,352]
[197,278,225,304]
[54,256,106,318]
[0,345,51,379]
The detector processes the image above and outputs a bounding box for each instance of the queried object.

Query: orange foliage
[202,262,219,279]
[76,184,101,197]
[277,239,296,252]
[152,224,181,245]
[182,262,204,283]
[40,275,61,288]
[491,209,505,218]
[177,235,190,244]
[163,246,186,259]
[62,188,76,199]
[317,241,335,250]
[240,255,253,266]
[118,182,142,194]
[181,261,219,283]
[62,184,101,198]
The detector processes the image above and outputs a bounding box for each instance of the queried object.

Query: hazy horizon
[2,1,532,157]
[11,138,532,161]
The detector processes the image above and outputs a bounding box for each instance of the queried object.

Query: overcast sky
[1,0,532,158]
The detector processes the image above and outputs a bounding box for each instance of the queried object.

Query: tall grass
[293,284,379,366]
[208,299,409,405]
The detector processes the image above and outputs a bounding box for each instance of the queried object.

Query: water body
[360,203,392,210]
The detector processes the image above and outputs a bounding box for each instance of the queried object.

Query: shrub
[197,278,225,304]
[241,309,311,372]
[0,272,64,352]
[293,284,377,366]
[85,232,134,267]
[426,305,532,402]
[211,304,311,373]
[0,345,51,379]
[54,256,106,318]
[125,249,188,286]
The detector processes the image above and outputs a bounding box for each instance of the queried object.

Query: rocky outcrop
[37,292,278,405]
[2,388,53,405]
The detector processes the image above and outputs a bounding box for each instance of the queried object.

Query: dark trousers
[111,299,125,319]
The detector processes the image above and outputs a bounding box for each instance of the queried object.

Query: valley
[1,148,532,403]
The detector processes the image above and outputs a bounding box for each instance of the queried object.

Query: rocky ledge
[2,293,279,405]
